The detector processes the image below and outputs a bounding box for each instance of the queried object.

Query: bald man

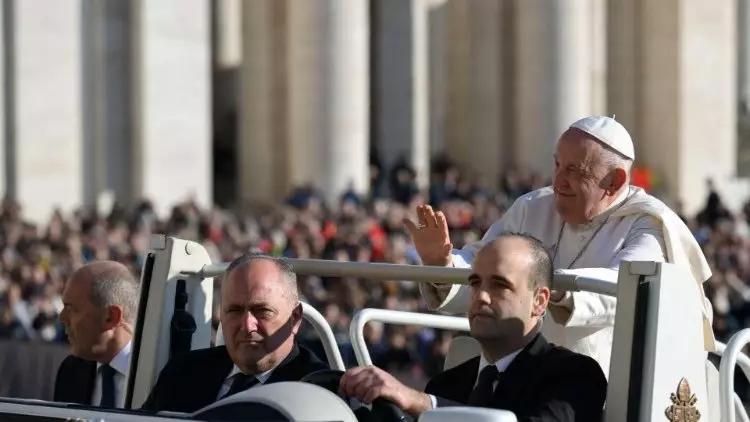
[54,261,140,408]
[141,253,328,413]
[340,234,606,421]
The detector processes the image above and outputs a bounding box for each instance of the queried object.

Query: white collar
[225,365,274,385]
[97,340,132,376]
[477,348,523,375]
[573,186,631,230]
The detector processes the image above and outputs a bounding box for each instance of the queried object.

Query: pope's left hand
[339,365,432,415]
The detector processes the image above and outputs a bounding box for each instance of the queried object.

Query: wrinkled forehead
[63,270,93,302]
[555,128,603,161]
[221,261,288,305]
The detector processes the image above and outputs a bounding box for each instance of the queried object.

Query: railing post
[349,308,470,366]
[720,329,750,422]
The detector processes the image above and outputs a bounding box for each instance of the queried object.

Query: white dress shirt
[91,341,132,408]
[427,349,522,409]
[216,365,274,400]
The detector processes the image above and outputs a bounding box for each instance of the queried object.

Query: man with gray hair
[141,253,328,413]
[408,115,715,377]
[54,260,139,408]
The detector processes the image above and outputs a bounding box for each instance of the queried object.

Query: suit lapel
[82,360,97,405]
[430,357,479,404]
[200,347,234,406]
[265,343,302,384]
[492,334,547,406]
[456,358,481,403]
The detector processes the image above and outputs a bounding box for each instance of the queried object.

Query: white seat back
[419,407,517,422]
[215,302,346,370]
[193,382,358,422]
[444,336,481,371]
[606,262,709,422]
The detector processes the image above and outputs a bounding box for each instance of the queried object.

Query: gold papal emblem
[665,378,701,421]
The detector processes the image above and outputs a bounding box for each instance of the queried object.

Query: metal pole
[196,258,619,297]
[200,259,470,284]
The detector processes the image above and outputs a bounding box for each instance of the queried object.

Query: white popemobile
[0,234,747,421]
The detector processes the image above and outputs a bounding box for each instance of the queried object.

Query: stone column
[12,0,84,222]
[634,0,737,214]
[607,0,640,140]
[237,0,289,208]
[427,0,448,158]
[513,0,594,176]
[443,0,471,165]
[133,0,212,216]
[739,0,750,113]
[0,1,6,198]
[214,0,242,69]
[590,0,608,115]
[81,0,106,207]
[372,0,430,189]
[465,0,510,191]
[81,0,136,208]
[287,0,370,206]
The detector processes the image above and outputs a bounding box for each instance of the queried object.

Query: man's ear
[104,305,124,330]
[532,287,550,318]
[607,168,628,195]
[290,303,303,334]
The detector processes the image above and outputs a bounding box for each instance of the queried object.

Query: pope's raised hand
[403,204,453,267]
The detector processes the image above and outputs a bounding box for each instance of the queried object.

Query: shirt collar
[97,340,132,376]
[477,348,523,375]
[574,186,631,230]
[226,365,274,385]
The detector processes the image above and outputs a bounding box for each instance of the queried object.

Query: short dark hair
[224,253,299,301]
[495,232,553,289]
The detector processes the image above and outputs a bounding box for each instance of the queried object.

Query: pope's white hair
[597,143,633,175]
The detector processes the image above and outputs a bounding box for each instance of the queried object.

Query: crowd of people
[0,157,746,387]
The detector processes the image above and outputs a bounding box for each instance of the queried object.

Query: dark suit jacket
[425,334,607,422]
[54,355,97,405]
[141,344,328,413]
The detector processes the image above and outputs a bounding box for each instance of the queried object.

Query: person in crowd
[54,260,139,408]
[340,234,607,421]
[0,141,743,406]
[408,115,715,376]
[141,253,328,413]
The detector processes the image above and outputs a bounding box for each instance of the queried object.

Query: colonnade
[0,0,740,220]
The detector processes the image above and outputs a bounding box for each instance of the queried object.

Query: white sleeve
[419,199,527,313]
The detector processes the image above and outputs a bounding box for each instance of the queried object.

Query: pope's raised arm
[413,198,525,314]
[407,115,715,375]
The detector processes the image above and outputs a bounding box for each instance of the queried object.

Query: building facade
[0,0,743,221]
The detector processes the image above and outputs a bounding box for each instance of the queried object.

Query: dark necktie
[99,364,117,408]
[221,373,259,399]
[468,365,500,407]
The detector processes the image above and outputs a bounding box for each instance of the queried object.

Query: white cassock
[419,185,715,377]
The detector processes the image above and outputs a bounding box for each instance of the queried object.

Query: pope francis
[407,116,715,377]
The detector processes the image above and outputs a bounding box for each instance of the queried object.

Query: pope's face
[552,128,611,224]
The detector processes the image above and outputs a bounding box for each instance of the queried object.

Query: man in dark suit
[141,253,329,413]
[340,233,607,421]
[54,261,140,408]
